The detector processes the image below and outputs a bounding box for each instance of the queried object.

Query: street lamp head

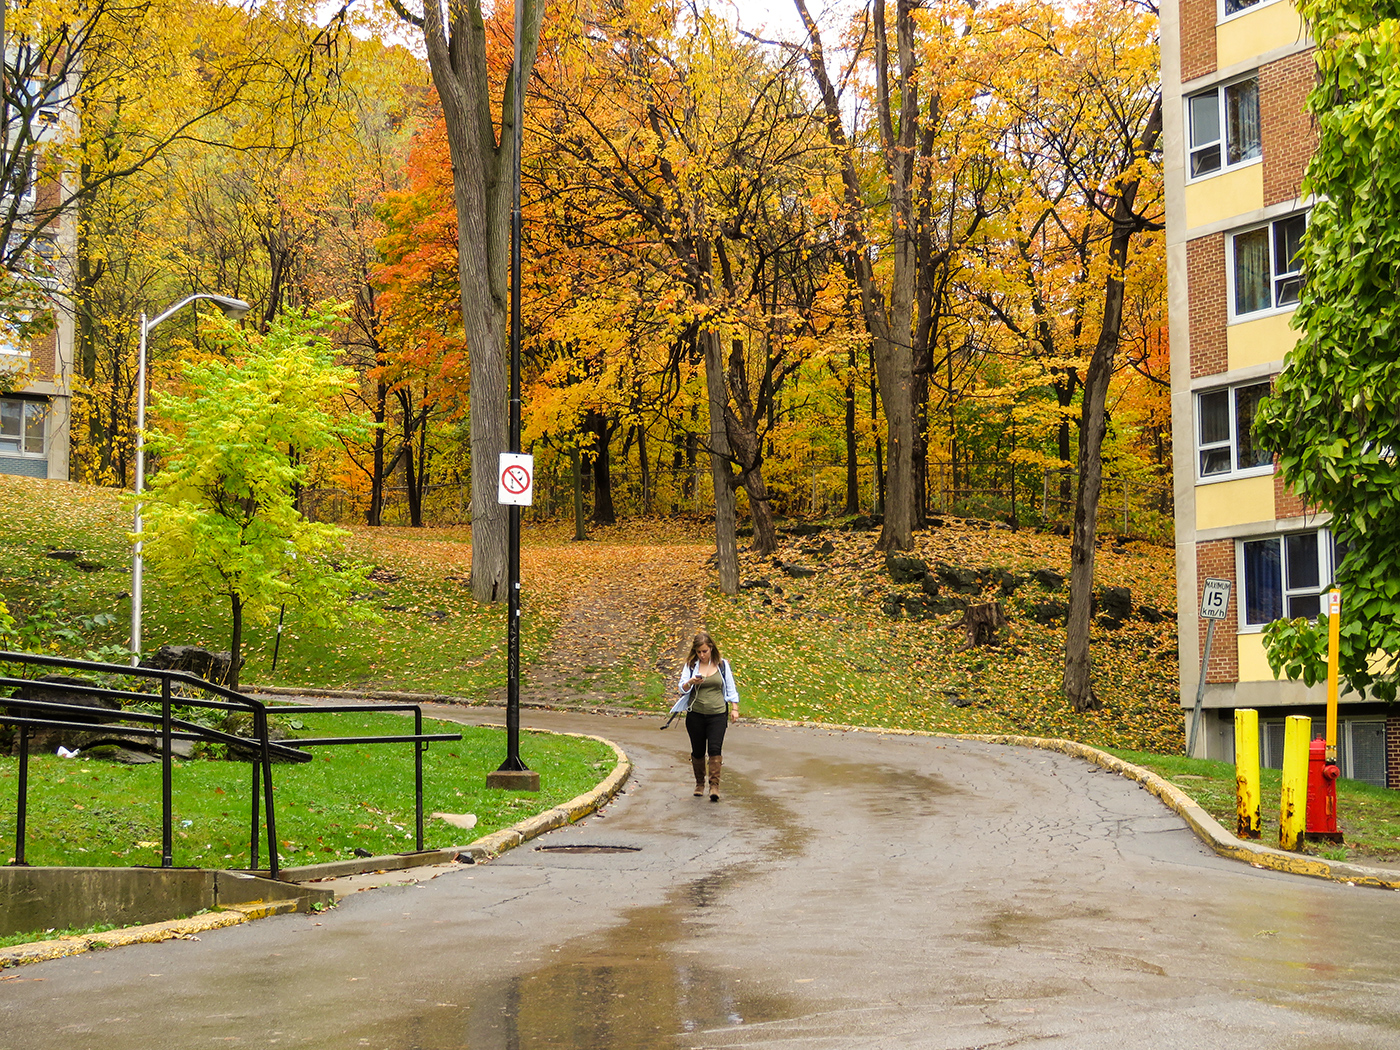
[207,295,252,322]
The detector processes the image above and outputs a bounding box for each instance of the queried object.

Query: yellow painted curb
[219,899,300,920]
[1,909,248,969]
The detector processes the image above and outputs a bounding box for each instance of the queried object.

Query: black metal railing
[0,651,461,879]
[259,703,460,854]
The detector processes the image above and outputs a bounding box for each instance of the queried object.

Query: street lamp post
[483,0,538,792]
[130,293,251,666]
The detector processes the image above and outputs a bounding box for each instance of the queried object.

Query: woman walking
[676,631,740,801]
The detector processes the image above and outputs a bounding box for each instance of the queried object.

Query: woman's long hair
[685,631,722,671]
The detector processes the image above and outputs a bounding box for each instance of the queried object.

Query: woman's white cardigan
[669,658,740,715]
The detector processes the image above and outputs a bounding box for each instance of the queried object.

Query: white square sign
[1200,577,1232,620]
[498,453,534,506]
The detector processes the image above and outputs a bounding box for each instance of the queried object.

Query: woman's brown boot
[691,757,706,797]
[707,755,722,801]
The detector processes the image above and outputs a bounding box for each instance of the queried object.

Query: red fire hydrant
[1306,737,1342,842]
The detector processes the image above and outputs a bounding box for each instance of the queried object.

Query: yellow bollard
[1279,714,1311,851]
[1235,709,1261,839]
[1326,589,1341,762]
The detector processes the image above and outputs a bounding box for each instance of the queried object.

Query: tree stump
[949,602,1008,649]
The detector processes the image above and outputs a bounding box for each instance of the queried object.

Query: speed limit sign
[1200,577,1232,620]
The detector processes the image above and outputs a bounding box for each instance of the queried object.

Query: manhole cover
[535,845,641,854]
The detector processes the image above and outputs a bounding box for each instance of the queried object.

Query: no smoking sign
[498,453,534,506]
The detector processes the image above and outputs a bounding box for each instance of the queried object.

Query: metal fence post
[415,707,425,852]
[250,757,261,872]
[15,726,29,866]
[258,708,279,879]
[161,676,173,868]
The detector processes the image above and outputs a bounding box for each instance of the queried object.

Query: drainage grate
[536,844,641,854]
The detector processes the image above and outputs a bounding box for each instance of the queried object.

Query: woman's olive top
[689,669,728,715]
[673,658,740,717]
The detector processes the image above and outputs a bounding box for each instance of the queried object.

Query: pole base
[486,769,540,792]
[1305,831,1344,845]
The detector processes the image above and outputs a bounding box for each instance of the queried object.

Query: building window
[1221,0,1290,18]
[1187,76,1260,179]
[1259,718,1386,787]
[0,309,40,357]
[0,397,45,455]
[1231,213,1306,318]
[1240,528,1338,626]
[4,151,36,204]
[1197,381,1272,479]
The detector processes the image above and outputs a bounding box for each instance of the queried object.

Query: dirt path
[494,541,713,708]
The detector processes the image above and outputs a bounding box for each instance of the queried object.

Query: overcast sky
[717,0,860,42]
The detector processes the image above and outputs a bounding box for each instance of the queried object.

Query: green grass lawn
[0,476,552,695]
[1,711,614,869]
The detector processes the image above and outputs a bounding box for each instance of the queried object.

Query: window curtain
[1234,228,1270,314]
[1243,537,1282,625]
[1233,382,1273,470]
[1226,79,1261,164]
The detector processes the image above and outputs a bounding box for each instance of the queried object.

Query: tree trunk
[871,364,884,514]
[367,378,388,526]
[396,0,544,602]
[911,365,929,527]
[572,445,588,540]
[1054,370,1077,506]
[1063,98,1162,712]
[406,409,427,528]
[228,591,243,692]
[401,439,417,528]
[844,343,859,514]
[722,337,779,555]
[702,328,739,593]
[874,332,915,550]
[796,0,919,552]
[586,409,616,525]
[637,424,651,514]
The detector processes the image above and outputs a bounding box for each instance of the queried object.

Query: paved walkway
[5,706,1400,1049]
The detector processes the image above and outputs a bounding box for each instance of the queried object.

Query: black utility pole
[487,0,538,792]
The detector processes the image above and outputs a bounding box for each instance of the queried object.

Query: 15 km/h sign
[498,453,534,506]
[1200,577,1232,620]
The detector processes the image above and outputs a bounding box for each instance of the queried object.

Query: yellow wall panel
[1184,163,1263,230]
[1196,472,1274,531]
[1217,2,1307,69]
[1227,311,1298,371]
[1238,632,1276,684]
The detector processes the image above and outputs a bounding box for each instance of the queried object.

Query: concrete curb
[0,731,632,969]
[1,909,251,968]
[453,731,633,862]
[751,716,1400,891]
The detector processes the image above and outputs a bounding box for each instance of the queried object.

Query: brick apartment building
[1164,0,1397,784]
[0,71,73,482]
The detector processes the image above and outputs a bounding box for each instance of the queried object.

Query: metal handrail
[269,703,461,852]
[0,652,464,875]
[0,650,293,876]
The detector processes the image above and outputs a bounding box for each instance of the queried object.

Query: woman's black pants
[685,711,727,759]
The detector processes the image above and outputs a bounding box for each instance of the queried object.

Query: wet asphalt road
[6,706,1400,1050]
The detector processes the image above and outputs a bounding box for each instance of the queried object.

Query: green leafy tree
[136,306,371,689]
[1255,0,1400,701]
